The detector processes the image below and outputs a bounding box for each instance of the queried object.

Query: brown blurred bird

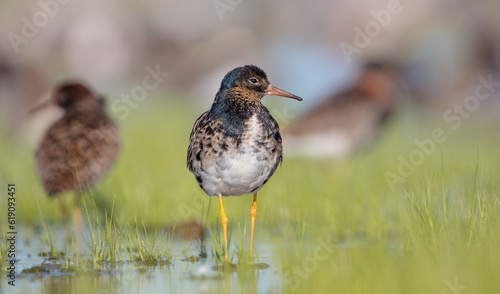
[283,62,400,158]
[32,82,120,239]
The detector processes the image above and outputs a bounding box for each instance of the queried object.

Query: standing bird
[32,82,120,239]
[187,65,302,261]
[283,61,400,158]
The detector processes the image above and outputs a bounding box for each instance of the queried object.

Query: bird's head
[53,82,95,110]
[29,81,101,113]
[218,65,302,101]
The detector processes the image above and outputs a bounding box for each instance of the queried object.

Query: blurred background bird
[282,61,401,158]
[187,65,302,261]
[32,82,120,242]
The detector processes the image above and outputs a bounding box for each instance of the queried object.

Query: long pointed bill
[28,99,53,114]
[267,85,302,101]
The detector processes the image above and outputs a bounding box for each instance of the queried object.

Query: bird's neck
[358,72,397,102]
[65,98,104,114]
[213,88,263,119]
[211,88,266,140]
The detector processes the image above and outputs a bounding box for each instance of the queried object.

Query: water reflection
[6,230,285,294]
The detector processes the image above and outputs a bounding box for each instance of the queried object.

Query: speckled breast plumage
[187,107,282,197]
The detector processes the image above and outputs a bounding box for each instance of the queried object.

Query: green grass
[124,218,172,264]
[0,234,7,263]
[82,190,122,266]
[1,97,500,293]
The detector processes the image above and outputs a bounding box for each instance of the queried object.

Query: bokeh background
[1,0,500,131]
[1,0,500,293]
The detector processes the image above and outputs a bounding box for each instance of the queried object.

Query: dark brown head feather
[54,82,94,110]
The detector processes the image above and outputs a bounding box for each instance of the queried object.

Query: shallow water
[2,226,320,294]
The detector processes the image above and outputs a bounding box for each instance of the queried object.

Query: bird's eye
[249,78,258,84]
[59,93,67,104]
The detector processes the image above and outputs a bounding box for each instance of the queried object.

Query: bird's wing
[187,111,209,171]
[269,117,283,167]
[259,110,283,174]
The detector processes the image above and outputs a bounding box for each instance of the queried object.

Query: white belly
[198,115,279,196]
[200,150,276,196]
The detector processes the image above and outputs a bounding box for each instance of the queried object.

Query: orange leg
[250,194,257,260]
[219,195,229,261]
